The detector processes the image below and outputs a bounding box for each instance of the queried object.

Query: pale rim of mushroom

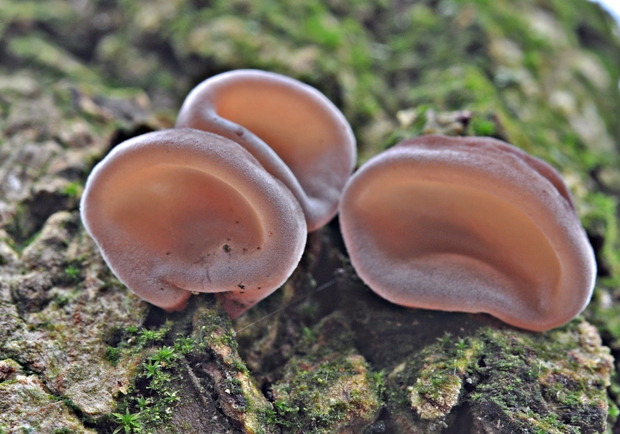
[176,69,356,231]
[81,128,307,318]
[339,135,596,331]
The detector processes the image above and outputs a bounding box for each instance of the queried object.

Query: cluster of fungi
[81,70,596,332]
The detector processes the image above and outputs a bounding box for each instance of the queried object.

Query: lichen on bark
[1,0,620,433]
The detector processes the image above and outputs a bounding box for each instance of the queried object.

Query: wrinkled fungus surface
[81,128,307,317]
[176,69,356,231]
[339,135,596,331]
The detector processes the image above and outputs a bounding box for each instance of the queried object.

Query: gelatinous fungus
[81,128,307,318]
[176,69,356,231]
[339,135,596,331]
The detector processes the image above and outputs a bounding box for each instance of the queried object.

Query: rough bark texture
[1,0,620,433]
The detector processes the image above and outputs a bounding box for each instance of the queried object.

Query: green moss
[472,324,610,432]
[63,265,81,282]
[101,299,275,433]
[387,322,611,432]
[269,355,381,432]
[0,0,75,43]
[264,313,382,433]
[51,429,73,434]
[108,352,182,431]
[388,333,484,421]
[99,320,182,432]
[581,192,620,274]
[470,115,497,136]
[111,409,141,434]
[303,6,343,49]
[61,182,82,198]
[104,347,122,367]
[8,35,101,84]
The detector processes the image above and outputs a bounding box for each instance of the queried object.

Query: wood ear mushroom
[339,135,596,331]
[176,69,356,231]
[81,128,307,318]
[81,70,356,317]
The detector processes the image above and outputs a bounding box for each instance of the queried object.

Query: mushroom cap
[81,128,307,317]
[339,135,596,331]
[175,69,356,231]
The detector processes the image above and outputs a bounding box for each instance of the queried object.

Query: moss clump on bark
[387,322,612,433]
[266,313,382,433]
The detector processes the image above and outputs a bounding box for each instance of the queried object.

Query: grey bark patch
[10,271,54,314]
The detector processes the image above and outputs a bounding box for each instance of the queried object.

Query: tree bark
[1,0,619,433]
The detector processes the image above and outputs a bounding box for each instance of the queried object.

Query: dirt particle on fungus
[166,252,171,256]
[223,244,231,253]
[192,256,207,265]
[238,283,245,289]
[257,287,261,290]
[235,220,240,224]
[256,246,261,250]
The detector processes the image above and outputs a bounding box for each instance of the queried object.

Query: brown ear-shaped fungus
[176,69,356,231]
[80,128,307,318]
[339,135,596,331]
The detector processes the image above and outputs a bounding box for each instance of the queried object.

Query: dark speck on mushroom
[223,244,231,252]
[192,256,206,265]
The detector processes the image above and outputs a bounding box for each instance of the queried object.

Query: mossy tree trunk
[1,0,620,433]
